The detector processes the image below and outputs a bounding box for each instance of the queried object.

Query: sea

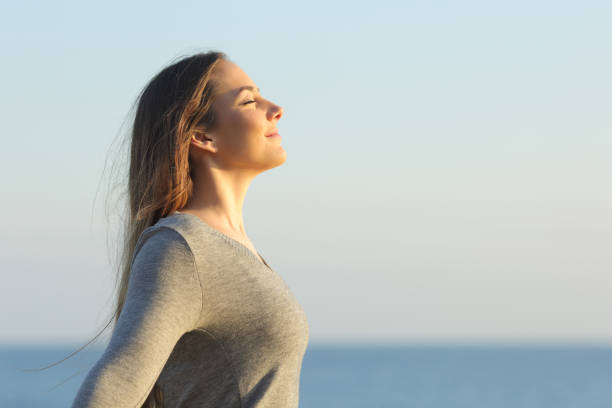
[2,344,612,407]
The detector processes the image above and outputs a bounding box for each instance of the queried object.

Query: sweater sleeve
[71,227,203,408]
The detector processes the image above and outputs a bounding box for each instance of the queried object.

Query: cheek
[219,111,264,152]
[241,110,263,130]
[223,109,253,132]
[232,112,266,142]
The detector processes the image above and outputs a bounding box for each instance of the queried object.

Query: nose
[268,102,283,121]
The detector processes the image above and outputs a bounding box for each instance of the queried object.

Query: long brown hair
[24,50,227,407]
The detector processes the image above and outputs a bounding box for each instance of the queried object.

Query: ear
[190,129,217,154]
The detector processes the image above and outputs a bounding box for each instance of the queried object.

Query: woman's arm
[71,227,203,407]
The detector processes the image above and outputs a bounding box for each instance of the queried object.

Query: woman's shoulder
[136,212,202,253]
[131,224,194,272]
[149,211,214,244]
[133,212,224,266]
[129,221,203,308]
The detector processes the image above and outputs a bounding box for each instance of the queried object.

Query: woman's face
[199,59,285,172]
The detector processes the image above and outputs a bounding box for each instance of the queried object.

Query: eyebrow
[235,86,260,97]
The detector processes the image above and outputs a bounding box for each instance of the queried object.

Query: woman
[71,51,310,407]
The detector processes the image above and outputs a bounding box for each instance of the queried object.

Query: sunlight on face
[208,60,286,172]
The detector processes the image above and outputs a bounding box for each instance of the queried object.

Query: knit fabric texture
[71,211,310,407]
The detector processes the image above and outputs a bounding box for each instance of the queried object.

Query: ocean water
[1,344,612,407]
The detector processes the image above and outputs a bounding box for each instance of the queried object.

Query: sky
[0,0,610,347]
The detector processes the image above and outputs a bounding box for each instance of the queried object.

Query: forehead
[212,60,257,97]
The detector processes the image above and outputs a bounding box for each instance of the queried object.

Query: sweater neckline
[171,211,273,271]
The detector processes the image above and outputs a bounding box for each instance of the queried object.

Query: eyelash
[243,100,256,105]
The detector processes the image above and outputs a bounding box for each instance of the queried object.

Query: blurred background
[1,0,610,406]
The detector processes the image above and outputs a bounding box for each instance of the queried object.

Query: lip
[265,132,280,138]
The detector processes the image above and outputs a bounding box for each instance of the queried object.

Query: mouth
[265,129,280,137]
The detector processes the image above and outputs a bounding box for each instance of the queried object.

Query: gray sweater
[71,211,310,407]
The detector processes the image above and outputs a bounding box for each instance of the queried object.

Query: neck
[181,166,255,238]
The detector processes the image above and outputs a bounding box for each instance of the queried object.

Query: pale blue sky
[1,1,610,346]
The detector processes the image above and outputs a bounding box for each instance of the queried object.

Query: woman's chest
[195,250,309,354]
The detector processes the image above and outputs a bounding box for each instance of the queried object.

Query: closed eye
[242,100,256,105]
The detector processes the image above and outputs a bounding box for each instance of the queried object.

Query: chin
[264,149,287,170]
